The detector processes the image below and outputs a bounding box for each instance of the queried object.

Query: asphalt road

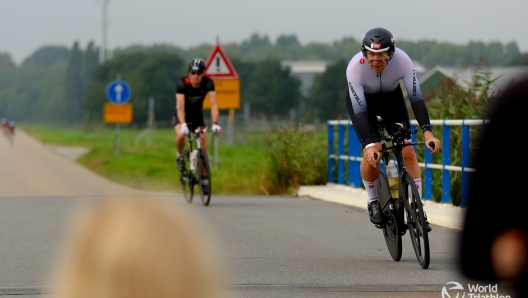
[0,131,516,298]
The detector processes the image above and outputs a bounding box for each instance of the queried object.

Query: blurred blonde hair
[53,197,228,298]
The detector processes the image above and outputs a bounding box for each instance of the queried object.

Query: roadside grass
[24,126,267,195]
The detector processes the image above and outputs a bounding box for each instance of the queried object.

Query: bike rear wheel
[198,149,211,206]
[378,171,402,261]
[180,150,194,204]
[401,172,430,269]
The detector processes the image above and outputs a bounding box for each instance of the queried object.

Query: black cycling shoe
[200,179,209,195]
[176,156,185,171]
[410,202,432,233]
[416,209,432,232]
[368,201,384,225]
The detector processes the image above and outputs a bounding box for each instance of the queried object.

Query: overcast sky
[1,0,527,65]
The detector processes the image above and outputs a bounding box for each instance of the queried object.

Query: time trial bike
[374,117,434,269]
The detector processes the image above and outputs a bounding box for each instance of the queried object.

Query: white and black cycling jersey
[346,48,423,108]
[345,48,432,147]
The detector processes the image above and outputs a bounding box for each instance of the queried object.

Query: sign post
[105,78,132,155]
[204,40,240,151]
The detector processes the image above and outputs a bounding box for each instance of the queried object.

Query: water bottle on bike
[386,160,399,199]
[189,150,198,172]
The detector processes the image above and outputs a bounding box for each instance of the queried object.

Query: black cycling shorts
[345,84,411,147]
[173,108,205,131]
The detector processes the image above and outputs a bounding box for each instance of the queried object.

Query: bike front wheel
[180,150,194,204]
[401,172,430,269]
[378,171,402,261]
[198,149,211,206]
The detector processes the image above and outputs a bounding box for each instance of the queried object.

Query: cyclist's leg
[346,91,384,224]
[200,131,207,152]
[360,142,382,203]
[360,144,382,181]
[400,144,431,232]
[346,90,382,197]
[174,124,185,155]
[403,146,422,186]
[173,111,186,155]
[402,147,428,218]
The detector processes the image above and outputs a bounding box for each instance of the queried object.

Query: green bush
[261,126,327,194]
[421,58,496,205]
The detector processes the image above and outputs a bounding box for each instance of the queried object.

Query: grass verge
[24,126,267,195]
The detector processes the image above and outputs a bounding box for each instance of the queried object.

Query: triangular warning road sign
[204,43,239,78]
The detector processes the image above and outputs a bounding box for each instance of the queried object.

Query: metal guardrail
[327,119,489,207]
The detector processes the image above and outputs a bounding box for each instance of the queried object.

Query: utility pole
[100,0,110,63]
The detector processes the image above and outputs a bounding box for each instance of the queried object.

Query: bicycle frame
[376,117,431,268]
[186,126,207,174]
[377,121,424,213]
[180,124,213,206]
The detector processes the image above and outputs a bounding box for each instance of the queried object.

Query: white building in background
[281,60,333,96]
[417,65,528,97]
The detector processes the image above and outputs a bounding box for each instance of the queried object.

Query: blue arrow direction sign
[106,80,132,104]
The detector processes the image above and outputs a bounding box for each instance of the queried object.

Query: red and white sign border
[204,43,239,78]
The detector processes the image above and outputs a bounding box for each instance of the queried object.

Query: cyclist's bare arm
[208,91,222,136]
[208,91,219,124]
[176,93,186,125]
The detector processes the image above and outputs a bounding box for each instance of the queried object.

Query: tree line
[0,42,98,125]
[1,33,527,126]
[115,33,525,68]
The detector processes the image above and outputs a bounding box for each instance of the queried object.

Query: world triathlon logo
[441,281,511,298]
[442,282,465,298]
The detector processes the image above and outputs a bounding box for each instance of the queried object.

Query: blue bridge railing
[327,119,488,207]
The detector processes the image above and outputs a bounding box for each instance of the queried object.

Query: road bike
[374,117,434,269]
[178,125,211,206]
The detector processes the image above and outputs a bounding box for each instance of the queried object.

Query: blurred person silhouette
[460,77,528,297]
[53,197,230,298]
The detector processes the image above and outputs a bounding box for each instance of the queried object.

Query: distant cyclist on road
[1,118,15,143]
[345,28,440,231]
[1,118,8,136]
[8,120,15,135]
[174,58,222,193]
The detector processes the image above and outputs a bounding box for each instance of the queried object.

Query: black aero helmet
[361,27,396,59]
[188,58,206,72]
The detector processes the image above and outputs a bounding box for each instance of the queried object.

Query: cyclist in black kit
[345,28,440,231]
[175,58,222,193]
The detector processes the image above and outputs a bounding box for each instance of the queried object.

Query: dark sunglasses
[190,71,203,75]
